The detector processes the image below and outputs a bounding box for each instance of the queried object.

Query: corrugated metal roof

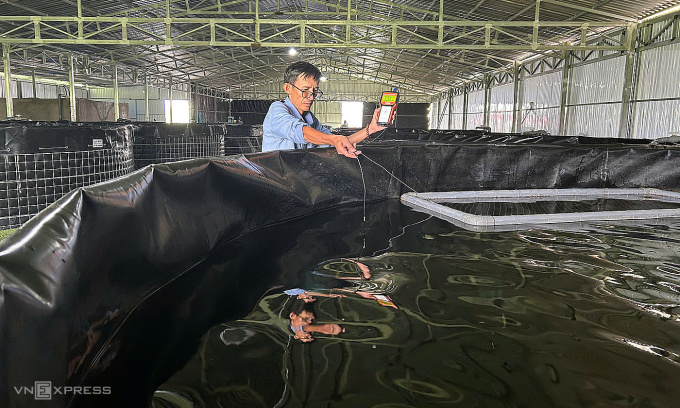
[0,0,678,95]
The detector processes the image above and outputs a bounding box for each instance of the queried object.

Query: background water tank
[0,121,134,229]
[132,123,226,169]
[225,124,263,156]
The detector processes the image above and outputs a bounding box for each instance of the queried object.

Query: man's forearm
[347,127,369,145]
[302,126,341,145]
[303,324,343,335]
[347,118,383,144]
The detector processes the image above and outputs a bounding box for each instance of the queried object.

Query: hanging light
[320,76,327,82]
[288,48,298,55]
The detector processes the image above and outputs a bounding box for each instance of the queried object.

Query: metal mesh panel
[147,134,223,165]
[133,124,227,168]
[0,147,134,229]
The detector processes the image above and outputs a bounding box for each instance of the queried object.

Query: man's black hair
[284,61,322,85]
[288,298,315,317]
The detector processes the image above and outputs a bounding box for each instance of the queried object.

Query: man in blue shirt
[262,61,385,158]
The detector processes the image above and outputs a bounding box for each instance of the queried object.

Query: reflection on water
[151,202,680,408]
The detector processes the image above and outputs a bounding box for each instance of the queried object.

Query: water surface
[151,200,680,408]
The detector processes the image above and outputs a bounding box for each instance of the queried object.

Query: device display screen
[378,105,393,124]
[381,93,397,104]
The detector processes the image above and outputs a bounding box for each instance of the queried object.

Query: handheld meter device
[377,90,399,126]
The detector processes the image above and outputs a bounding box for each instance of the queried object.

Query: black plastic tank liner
[333,127,657,146]
[0,122,133,154]
[230,99,273,126]
[3,141,680,407]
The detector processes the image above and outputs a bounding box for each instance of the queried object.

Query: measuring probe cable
[349,148,422,282]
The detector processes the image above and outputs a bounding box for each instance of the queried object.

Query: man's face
[290,310,315,326]
[284,74,319,114]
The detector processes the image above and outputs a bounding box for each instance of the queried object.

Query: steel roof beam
[541,0,638,22]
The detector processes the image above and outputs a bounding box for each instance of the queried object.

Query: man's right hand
[330,135,360,158]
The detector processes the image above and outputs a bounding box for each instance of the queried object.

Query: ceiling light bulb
[289,48,298,55]
[320,76,327,82]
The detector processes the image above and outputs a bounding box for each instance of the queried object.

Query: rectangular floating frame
[401,188,680,232]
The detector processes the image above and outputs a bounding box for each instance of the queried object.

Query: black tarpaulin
[2,142,680,407]
[0,122,133,153]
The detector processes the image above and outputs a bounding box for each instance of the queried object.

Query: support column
[68,53,77,122]
[76,0,83,39]
[558,50,571,136]
[618,23,639,139]
[113,64,120,120]
[168,76,173,123]
[32,68,36,98]
[3,43,13,118]
[213,90,218,122]
[448,89,454,129]
[187,82,198,123]
[144,73,149,121]
[483,74,491,127]
[511,61,520,133]
[462,83,469,130]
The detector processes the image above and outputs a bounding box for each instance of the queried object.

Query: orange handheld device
[377,90,399,126]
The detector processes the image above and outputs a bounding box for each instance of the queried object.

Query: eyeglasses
[287,82,324,99]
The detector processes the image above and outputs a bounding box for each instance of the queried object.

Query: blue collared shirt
[262,97,331,152]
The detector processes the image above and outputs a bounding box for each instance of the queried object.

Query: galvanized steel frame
[0,0,677,122]
[0,0,632,98]
[0,15,629,52]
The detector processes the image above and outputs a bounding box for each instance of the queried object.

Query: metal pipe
[618,23,639,139]
[483,74,490,127]
[511,61,520,133]
[447,89,454,130]
[558,50,570,135]
[77,0,83,39]
[213,89,217,122]
[68,53,77,121]
[144,72,149,121]
[3,43,13,118]
[168,76,173,123]
[533,0,540,48]
[402,188,680,232]
[113,64,119,120]
[462,83,468,129]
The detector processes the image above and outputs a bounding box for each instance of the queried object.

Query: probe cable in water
[351,150,420,267]
[356,152,418,193]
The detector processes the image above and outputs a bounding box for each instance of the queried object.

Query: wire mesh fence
[133,123,263,167]
[0,121,135,229]
[133,124,226,169]
[0,121,264,230]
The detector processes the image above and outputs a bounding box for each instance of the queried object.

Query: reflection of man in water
[288,299,344,342]
[284,288,345,303]
[308,258,399,308]
[286,258,398,310]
